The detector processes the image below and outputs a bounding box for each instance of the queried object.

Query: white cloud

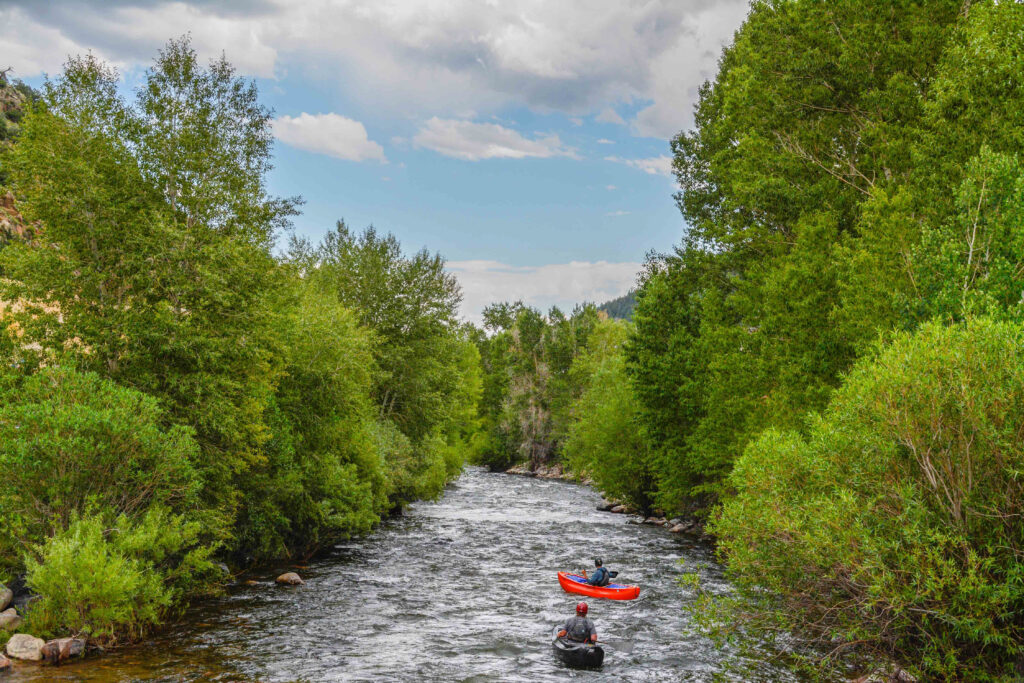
[633,1,747,138]
[605,155,673,176]
[1,1,749,139]
[413,117,575,161]
[606,210,630,216]
[605,185,617,191]
[597,138,615,145]
[274,113,386,162]
[596,108,626,125]
[0,3,278,78]
[448,259,640,324]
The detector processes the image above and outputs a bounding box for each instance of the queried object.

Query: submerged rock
[276,572,304,586]
[6,634,45,661]
[40,637,85,665]
[0,608,22,631]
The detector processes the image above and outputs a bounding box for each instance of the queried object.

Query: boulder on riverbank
[0,586,11,612]
[40,637,85,665]
[276,572,303,586]
[0,653,10,672]
[6,634,44,661]
[0,608,22,631]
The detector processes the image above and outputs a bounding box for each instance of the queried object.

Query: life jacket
[592,567,609,586]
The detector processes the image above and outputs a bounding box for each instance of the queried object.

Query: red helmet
[575,602,588,616]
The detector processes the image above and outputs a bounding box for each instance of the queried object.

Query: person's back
[587,558,610,587]
[563,615,596,642]
[558,602,597,643]
[588,566,609,586]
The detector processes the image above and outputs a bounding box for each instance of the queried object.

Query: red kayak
[558,571,640,600]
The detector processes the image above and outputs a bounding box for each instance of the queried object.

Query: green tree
[472,303,598,470]
[233,276,387,560]
[627,0,965,506]
[0,44,292,522]
[294,222,477,506]
[564,318,655,511]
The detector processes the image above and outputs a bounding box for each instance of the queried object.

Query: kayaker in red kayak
[557,602,597,643]
[582,558,612,587]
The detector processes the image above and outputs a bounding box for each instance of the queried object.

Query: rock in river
[6,634,45,661]
[276,572,304,586]
[40,637,85,664]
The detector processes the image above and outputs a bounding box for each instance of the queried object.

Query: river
[9,467,809,682]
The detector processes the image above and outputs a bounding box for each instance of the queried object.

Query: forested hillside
[0,40,478,644]
[596,290,636,320]
[476,1,1024,678]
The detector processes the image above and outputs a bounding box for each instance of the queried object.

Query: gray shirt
[563,616,596,642]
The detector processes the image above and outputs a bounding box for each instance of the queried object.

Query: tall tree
[0,41,295,521]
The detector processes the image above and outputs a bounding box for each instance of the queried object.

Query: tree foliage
[0,38,479,640]
[711,320,1024,680]
[472,302,599,471]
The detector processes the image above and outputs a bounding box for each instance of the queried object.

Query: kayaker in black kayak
[558,602,598,643]
[583,558,611,587]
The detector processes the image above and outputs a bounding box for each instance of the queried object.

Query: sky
[0,0,750,322]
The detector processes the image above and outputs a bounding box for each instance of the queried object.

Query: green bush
[0,365,203,573]
[709,319,1024,680]
[25,509,218,642]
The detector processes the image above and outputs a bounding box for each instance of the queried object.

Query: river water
[9,467,809,682]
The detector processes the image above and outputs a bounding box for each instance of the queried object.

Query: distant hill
[597,290,636,320]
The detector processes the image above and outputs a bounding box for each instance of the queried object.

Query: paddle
[598,637,634,654]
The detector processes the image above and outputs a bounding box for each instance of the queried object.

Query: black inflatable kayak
[551,628,604,668]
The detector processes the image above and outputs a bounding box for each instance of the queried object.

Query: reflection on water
[7,468,810,682]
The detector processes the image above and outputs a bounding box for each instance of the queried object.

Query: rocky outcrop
[0,608,21,631]
[5,634,44,661]
[40,637,85,665]
[276,572,303,586]
[0,192,37,247]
